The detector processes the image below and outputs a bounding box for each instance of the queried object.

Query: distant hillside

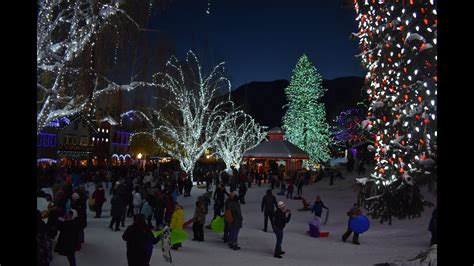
[227,76,365,128]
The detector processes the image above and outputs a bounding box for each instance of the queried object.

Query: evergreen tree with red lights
[353,0,437,223]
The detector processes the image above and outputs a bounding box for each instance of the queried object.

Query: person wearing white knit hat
[71,193,80,200]
[272,201,291,258]
[277,201,286,209]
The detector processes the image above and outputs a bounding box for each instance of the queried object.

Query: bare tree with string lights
[36,0,168,132]
[123,50,236,180]
[213,111,267,172]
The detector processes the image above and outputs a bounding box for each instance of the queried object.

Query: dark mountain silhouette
[226,76,365,128]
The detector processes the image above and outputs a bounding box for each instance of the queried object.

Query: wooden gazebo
[242,127,309,174]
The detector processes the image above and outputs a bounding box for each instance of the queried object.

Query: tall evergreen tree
[282,54,331,164]
[352,1,437,223]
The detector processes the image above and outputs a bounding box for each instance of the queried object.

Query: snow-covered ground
[49,170,436,266]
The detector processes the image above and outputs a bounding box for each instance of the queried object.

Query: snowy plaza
[37,1,438,265]
[48,171,436,266]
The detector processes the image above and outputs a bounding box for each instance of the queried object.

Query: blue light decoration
[112,131,120,145]
[351,148,357,159]
[48,117,71,128]
[37,158,58,163]
[112,131,130,146]
[333,108,367,146]
[112,154,131,160]
[37,133,57,147]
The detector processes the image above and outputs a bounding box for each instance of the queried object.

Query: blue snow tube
[350,215,370,234]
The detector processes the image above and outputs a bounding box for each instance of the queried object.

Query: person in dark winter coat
[120,186,130,227]
[271,201,291,258]
[358,161,365,176]
[213,183,229,217]
[428,207,437,246]
[342,203,362,245]
[270,174,276,190]
[238,181,247,204]
[37,210,52,266]
[311,195,328,218]
[125,181,135,218]
[54,209,81,266]
[261,189,278,232]
[71,192,87,248]
[329,169,335,186]
[164,194,175,224]
[184,177,193,197]
[178,176,185,196]
[212,201,222,221]
[304,170,310,185]
[227,192,243,250]
[278,181,286,195]
[154,193,165,229]
[109,193,124,231]
[247,170,253,188]
[46,203,61,239]
[92,183,106,218]
[223,196,231,243]
[192,198,207,241]
[296,177,303,195]
[286,182,294,199]
[122,214,161,266]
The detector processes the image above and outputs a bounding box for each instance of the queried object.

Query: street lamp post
[137,153,142,170]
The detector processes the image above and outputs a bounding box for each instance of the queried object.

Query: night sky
[151,0,365,89]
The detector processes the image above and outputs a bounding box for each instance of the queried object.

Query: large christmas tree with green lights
[282,54,331,164]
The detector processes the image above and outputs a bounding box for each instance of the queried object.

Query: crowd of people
[37,162,435,266]
[37,164,316,265]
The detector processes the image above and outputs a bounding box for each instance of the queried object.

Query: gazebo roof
[268,127,284,134]
[242,139,309,160]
